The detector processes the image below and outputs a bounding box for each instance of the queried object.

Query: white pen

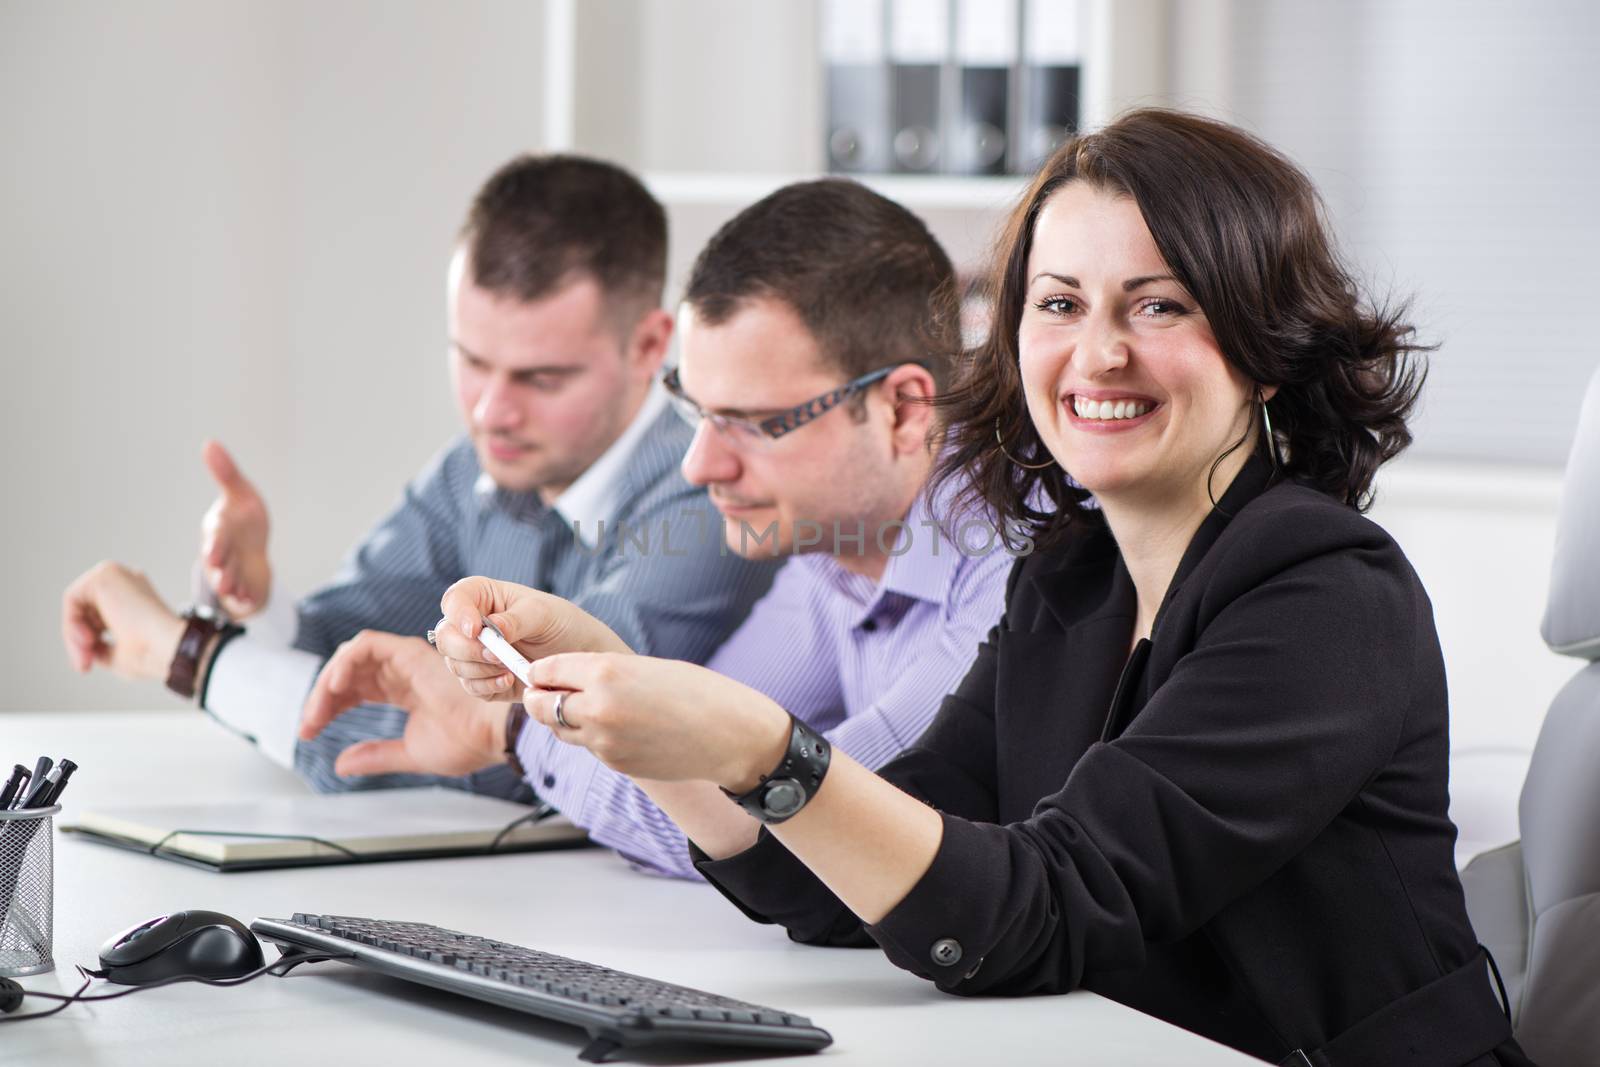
[477,620,534,688]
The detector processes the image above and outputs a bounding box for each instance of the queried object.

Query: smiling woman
[674,110,1529,1067]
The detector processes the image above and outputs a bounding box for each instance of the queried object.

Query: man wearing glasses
[302,179,1012,876]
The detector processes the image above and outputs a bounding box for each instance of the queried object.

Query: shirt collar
[472,380,669,542]
[876,481,965,606]
[810,477,968,627]
[553,380,669,545]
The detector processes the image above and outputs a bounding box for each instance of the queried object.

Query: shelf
[645,171,1030,212]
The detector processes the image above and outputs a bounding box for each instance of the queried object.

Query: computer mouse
[98,910,265,985]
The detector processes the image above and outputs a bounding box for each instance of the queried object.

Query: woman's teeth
[1073,396,1152,420]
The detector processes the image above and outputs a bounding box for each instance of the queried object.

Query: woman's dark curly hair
[934,108,1430,548]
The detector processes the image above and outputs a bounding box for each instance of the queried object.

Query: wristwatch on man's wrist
[721,715,831,824]
[165,607,241,700]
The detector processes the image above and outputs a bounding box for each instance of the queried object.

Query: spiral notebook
[60,787,589,872]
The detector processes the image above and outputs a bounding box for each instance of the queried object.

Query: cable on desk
[0,950,355,1024]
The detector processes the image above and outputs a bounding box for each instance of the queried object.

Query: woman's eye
[1033,295,1081,316]
[1137,298,1187,317]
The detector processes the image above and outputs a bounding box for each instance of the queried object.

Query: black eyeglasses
[662,364,911,448]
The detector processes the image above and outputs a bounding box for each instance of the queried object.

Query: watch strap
[166,609,231,700]
[504,703,530,778]
[721,715,831,824]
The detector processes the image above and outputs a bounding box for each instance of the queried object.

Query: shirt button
[930,938,962,967]
[542,774,556,789]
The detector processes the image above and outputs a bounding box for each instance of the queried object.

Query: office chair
[1459,363,1600,1067]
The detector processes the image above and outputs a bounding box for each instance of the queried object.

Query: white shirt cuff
[203,633,322,770]
[248,577,300,645]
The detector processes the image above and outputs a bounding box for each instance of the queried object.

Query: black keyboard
[250,913,832,1062]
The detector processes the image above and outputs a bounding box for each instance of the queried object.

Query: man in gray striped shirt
[303,179,1015,877]
[61,155,776,799]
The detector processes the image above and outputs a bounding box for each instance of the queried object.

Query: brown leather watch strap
[504,703,530,777]
[166,609,225,699]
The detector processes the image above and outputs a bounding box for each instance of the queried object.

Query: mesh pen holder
[0,805,59,977]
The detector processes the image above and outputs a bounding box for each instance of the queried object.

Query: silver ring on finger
[425,629,438,649]
[553,690,573,730]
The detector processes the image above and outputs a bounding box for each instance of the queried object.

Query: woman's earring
[994,418,1055,470]
[1258,391,1282,470]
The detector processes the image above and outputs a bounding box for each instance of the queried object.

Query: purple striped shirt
[514,484,1014,878]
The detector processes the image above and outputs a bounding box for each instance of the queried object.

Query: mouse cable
[0,949,355,1024]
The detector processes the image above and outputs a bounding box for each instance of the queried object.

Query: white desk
[4,712,1256,1066]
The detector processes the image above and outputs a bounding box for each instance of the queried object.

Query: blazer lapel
[996,552,1137,820]
[1154,452,1277,623]
[991,458,1275,817]
[1029,520,1120,631]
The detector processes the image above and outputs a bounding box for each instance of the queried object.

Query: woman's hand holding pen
[433,576,790,789]
[520,654,791,791]
[434,577,632,699]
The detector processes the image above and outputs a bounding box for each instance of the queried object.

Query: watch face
[762,778,806,819]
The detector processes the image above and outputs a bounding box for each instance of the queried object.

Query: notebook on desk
[59,787,590,872]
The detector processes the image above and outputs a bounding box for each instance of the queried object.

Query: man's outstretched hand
[199,440,272,619]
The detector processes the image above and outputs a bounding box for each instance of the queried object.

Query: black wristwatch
[721,715,831,824]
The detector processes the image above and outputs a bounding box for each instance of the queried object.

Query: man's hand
[61,561,186,681]
[434,576,632,701]
[199,440,271,619]
[299,631,507,779]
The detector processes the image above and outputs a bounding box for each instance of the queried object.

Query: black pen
[11,757,50,810]
[0,764,27,810]
[21,767,61,809]
[25,757,51,799]
[4,769,30,810]
[43,759,78,807]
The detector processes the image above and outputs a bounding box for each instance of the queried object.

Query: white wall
[1,0,547,711]
[1366,461,1571,861]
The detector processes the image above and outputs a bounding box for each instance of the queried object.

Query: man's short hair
[460,154,667,327]
[684,179,959,391]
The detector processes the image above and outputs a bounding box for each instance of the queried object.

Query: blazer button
[930,938,962,967]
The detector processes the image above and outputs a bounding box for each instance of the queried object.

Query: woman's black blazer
[697,456,1533,1066]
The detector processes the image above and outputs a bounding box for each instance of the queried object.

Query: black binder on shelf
[950,0,1018,176]
[888,0,949,173]
[823,0,892,174]
[1017,0,1082,174]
